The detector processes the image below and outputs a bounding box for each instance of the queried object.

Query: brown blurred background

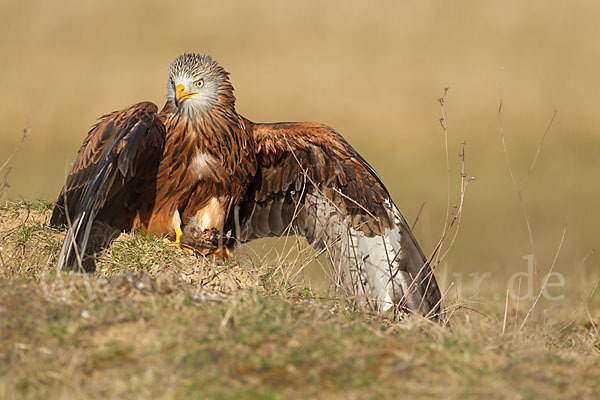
[1,0,599,295]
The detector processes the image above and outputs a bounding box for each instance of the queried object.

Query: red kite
[51,53,444,320]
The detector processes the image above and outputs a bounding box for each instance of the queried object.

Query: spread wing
[227,120,445,321]
[51,102,165,270]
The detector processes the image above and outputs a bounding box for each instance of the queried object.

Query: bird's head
[166,53,235,117]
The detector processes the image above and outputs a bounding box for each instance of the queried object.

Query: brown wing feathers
[226,120,445,320]
[51,102,165,270]
[235,121,394,235]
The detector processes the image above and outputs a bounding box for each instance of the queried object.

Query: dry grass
[0,202,599,399]
[0,200,259,290]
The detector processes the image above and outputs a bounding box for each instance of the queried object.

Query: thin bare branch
[518,218,568,331]
[520,109,557,190]
[498,67,538,288]
[0,126,29,174]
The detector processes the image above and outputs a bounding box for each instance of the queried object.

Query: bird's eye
[195,79,204,88]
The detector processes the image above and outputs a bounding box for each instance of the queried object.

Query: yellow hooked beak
[175,83,197,103]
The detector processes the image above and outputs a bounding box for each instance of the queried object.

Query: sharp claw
[181,246,194,254]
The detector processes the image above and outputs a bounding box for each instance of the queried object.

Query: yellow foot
[163,226,194,253]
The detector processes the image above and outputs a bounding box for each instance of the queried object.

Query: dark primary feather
[51,102,165,270]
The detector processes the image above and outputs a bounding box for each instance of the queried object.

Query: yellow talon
[164,226,194,253]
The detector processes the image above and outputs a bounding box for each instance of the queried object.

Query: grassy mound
[0,201,599,399]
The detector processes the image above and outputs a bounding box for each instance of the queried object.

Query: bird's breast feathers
[189,151,220,181]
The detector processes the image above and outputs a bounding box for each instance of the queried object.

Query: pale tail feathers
[295,191,445,320]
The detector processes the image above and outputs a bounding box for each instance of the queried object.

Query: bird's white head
[166,53,234,117]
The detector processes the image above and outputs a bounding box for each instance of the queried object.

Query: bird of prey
[51,53,445,321]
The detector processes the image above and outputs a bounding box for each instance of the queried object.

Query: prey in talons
[163,226,195,253]
[179,222,233,260]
